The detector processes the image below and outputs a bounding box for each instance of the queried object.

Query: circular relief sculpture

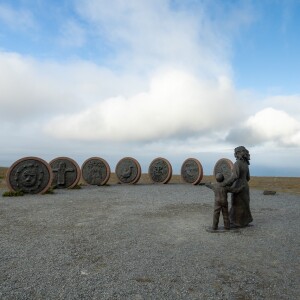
[213,158,234,181]
[181,158,204,185]
[115,157,141,184]
[81,157,110,186]
[148,157,172,184]
[50,157,81,189]
[6,157,53,194]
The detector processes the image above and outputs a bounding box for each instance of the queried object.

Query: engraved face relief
[7,158,52,194]
[16,164,42,189]
[185,162,198,177]
[151,161,168,181]
[20,168,38,186]
[149,158,172,183]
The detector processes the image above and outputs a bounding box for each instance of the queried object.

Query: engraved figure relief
[81,157,110,186]
[87,161,104,184]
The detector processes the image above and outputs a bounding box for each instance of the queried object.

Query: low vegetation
[2,190,24,197]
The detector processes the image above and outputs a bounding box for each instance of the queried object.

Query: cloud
[75,0,233,77]
[0,51,146,122]
[44,69,240,142]
[59,20,86,47]
[0,4,35,31]
[0,1,299,177]
[226,107,300,147]
[263,95,300,118]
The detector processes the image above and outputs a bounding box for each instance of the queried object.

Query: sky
[0,0,300,176]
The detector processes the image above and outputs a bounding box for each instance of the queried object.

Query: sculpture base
[205,226,240,233]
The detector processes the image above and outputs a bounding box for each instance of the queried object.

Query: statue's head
[234,146,250,165]
[215,172,224,183]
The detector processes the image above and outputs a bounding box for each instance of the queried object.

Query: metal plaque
[81,157,110,186]
[213,158,234,181]
[115,157,141,184]
[181,158,203,185]
[6,157,53,194]
[148,157,172,184]
[50,157,81,189]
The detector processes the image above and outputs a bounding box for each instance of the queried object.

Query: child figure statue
[205,173,243,230]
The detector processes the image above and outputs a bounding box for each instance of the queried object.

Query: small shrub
[44,187,55,194]
[72,184,82,189]
[2,190,24,197]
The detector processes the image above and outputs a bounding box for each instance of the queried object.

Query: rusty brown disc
[115,157,141,184]
[181,158,204,185]
[81,157,111,186]
[213,158,234,181]
[148,157,172,184]
[6,157,53,194]
[49,157,81,189]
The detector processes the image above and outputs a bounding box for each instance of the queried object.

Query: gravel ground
[0,184,299,300]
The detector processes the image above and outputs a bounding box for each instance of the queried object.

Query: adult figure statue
[222,146,253,227]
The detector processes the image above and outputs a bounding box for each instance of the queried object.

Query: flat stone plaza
[0,184,299,299]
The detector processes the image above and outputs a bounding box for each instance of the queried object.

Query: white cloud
[44,69,240,142]
[75,0,232,77]
[0,1,299,175]
[263,95,300,118]
[0,51,146,122]
[226,107,300,147]
[59,20,86,47]
[0,4,35,30]
[246,108,300,146]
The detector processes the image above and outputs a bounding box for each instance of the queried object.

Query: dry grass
[0,167,7,189]
[1,167,299,195]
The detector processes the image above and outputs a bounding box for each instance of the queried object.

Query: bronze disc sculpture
[50,157,81,189]
[213,158,233,181]
[81,157,111,186]
[115,157,141,184]
[181,158,203,185]
[6,157,53,194]
[148,157,172,184]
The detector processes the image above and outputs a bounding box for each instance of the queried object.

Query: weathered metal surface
[50,157,81,189]
[81,157,111,186]
[115,157,141,184]
[148,157,172,184]
[213,158,233,181]
[181,158,203,185]
[6,157,53,194]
